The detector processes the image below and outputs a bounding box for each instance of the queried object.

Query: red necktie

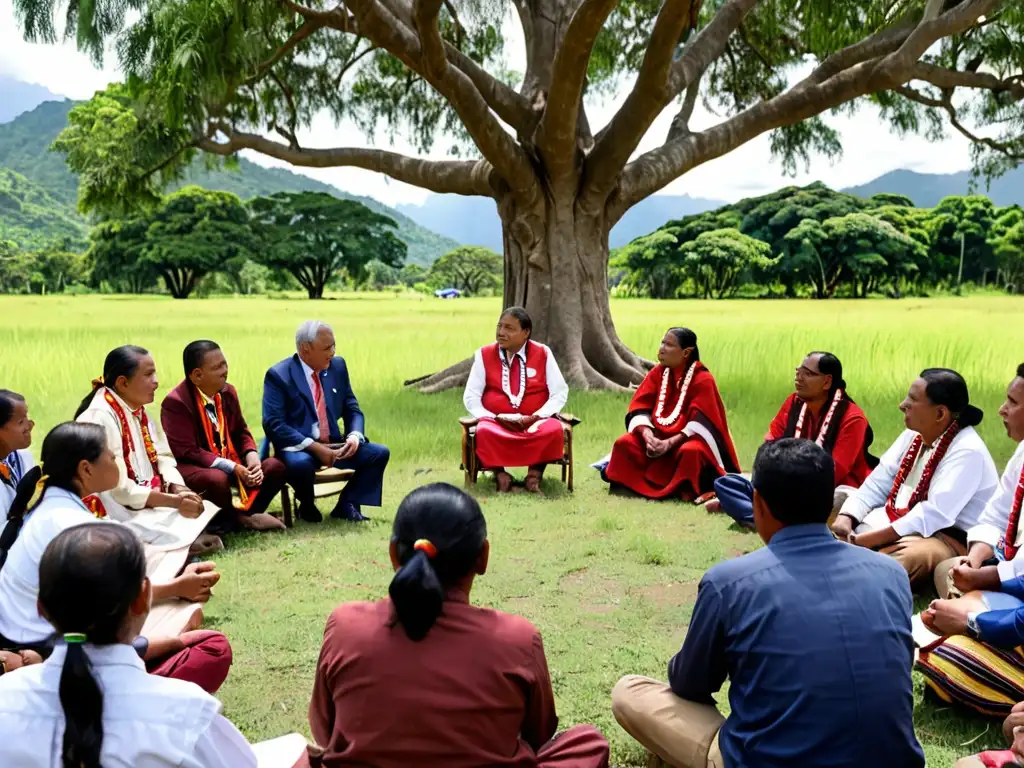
[312,372,331,442]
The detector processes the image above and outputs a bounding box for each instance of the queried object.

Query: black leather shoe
[298,503,323,523]
[331,501,369,522]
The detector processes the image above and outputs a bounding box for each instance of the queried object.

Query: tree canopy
[427,245,503,295]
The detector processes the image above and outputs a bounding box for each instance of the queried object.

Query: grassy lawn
[3,292,1024,766]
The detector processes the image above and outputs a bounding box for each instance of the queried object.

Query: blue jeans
[277,442,390,507]
[714,474,755,526]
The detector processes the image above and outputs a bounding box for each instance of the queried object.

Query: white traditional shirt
[0,448,34,519]
[77,387,185,509]
[0,642,257,768]
[840,427,999,538]
[0,487,103,644]
[967,440,1024,581]
[463,342,568,419]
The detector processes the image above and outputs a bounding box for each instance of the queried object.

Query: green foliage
[427,246,503,296]
[0,167,87,250]
[363,258,401,290]
[681,228,775,299]
[249,191,406,299]
[615,230,685,299]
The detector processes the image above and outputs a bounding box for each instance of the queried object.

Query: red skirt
[604,431,722,500]
[475,418,565,469]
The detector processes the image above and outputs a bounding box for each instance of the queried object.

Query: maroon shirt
[309,593,558,768]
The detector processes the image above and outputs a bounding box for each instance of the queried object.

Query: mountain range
[0,93,458,265]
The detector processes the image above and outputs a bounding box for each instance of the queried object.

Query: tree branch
[534,0,619,176]
[243,18,324,89]
[414,0,447,78]
[584,0,758,205]
[200,123,498,196]
[614,0,1001,215]
[444,44,534,132]
[908,61,1024,101]
[666,74,701,142]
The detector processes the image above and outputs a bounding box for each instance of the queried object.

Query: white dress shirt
[76,388,186,509]
[0,448,34,519]
[0,642,257,768]
[0,487,103,644]
[966,440,1024,580]
[840,427,999,538]
[463,342,568,419]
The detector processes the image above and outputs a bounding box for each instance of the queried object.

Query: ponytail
[958,404,984,428]
[388,484,487,641]
[74,345,149,419]
[59,639,103,768]
[388,548,445,641]
[0,466,42,570]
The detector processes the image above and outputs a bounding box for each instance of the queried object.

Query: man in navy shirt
[612,438,924,768]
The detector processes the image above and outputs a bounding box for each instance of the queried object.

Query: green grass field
[3,292,1024,766]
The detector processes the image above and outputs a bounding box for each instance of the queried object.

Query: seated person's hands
[244,454,264,486]
[1,649,42,672]
[175,561,220,602]
[952,561,1000,593]
[168,485,204,518]
[496,414,526,432]
[1004,701,1024,745]
[830,514,856,542]
[921,598,971,637]
[336,434,361,460]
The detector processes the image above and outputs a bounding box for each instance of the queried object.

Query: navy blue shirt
[669,524,924,768]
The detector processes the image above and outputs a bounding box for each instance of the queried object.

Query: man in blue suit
[262,320,390,523]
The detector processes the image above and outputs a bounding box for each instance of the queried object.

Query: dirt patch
[558,568,623,613]
[635,581,698,610]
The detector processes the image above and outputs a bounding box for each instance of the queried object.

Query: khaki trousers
[612,676,725,768]
[878,533,966,589]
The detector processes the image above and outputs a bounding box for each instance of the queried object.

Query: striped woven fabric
[915,635,1024,717]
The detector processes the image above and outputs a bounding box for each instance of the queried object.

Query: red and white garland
[884,421,961,522]
[499,347,527,409]
[794,388,844,447]
[999,461,1024,560]
[655,363,696,427]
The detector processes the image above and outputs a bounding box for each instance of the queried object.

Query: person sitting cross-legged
[711,351,875,528]
[612,438,924,768]
[463,307,569,493]
[161,340,287,532]
[0,523,309,768]
[306,482,610,768]
[263,320,390,523]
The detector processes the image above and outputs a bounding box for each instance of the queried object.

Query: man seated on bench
[463,307,569,493]
[612,439,924,768]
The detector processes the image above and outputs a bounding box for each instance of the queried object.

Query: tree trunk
[408,191,651,392]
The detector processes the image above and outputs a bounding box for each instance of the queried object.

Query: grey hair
[295,320,333,349]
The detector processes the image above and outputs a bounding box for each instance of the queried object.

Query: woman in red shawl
[603,328,740,501]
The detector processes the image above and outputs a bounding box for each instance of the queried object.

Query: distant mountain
[398,192,726,251]
[0,75,62,125]
[841,166,1024,208]
[0,97,458,264]
[0,167,87,249]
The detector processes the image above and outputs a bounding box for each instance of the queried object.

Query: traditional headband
[413,539,438,559]
[64,633,87,644]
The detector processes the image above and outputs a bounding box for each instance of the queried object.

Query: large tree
[15,0,1024,389]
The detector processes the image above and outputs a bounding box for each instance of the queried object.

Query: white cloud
[0,0,975,207]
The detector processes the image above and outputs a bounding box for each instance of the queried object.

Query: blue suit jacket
[262,354,366,452]
[977,575,1024,648]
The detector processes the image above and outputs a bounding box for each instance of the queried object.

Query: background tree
[249,191,406,299]
[681,228,775,299]
[87,216,159,294]
[926,195,998,289]
[364,258,401,289]
[614,230,685,298]
[427,246,503,295]
[16,0,1022,389]
[399,263,428,288]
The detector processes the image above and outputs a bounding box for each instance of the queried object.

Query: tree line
[612,183,1024,300]
[0,187,505,299]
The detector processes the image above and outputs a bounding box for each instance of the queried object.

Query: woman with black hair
[0,389,35,518]
[835,368,1000,588]
[711,351,875,527]
[307,482,610,768]
[601,328,740,501]
[75,344,223,555]
[0,422,232,695]
[0,522,270,767]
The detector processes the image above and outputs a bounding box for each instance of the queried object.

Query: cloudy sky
[0,0,975,208]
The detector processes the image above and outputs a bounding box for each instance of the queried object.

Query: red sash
[104,389,163,491]
[885,424,960,522]
[195,388,257,511]
[82,494,108,519]
[999,462,1024,560]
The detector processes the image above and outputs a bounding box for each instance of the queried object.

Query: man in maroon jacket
[161,340,286,531]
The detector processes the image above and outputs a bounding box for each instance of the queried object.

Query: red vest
[480,342,551,416]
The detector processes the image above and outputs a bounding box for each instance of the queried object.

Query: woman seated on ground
[0,523,305,767]
[307,482,610,768]
[75,345,222,554]
[0,422,230,694]
[601,328,740,501]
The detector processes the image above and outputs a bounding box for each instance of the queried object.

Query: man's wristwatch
[966,612,981,639]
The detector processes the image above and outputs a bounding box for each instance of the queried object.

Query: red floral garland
[885,422,961,522]
[999,463,1024,560]
[103,389,162,491]
[82,494,107,519]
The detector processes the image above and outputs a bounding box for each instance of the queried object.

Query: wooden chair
[260,439,355,527]
[459,414,580,492]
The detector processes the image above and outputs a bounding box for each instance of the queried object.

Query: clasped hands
[232,453,265,488]
[829,515,898,550]
[496,413,540,432]
[167,483,204,518]
[311,434,361,467]
[640,428,680,459]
